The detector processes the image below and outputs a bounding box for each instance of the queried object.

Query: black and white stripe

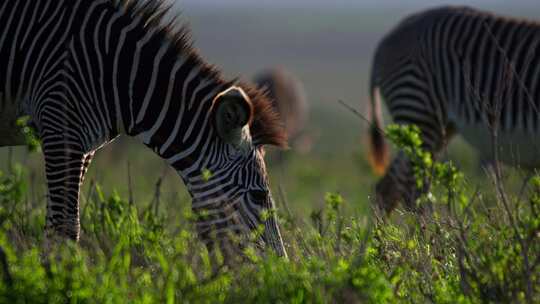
[369,6,540,212]
[0,0,286,257]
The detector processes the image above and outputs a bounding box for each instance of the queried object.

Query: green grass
[0,123,538,303]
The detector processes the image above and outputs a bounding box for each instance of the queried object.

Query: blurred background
[2,0,540,219]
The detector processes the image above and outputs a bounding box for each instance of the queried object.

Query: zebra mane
[113,0,287,148]
[240,82,288,148]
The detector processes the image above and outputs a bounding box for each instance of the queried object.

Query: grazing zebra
[253,68,310,154]
[0,0,288,257]
[368,6,540,213]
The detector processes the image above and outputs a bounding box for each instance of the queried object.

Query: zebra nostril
[250,190,268,203]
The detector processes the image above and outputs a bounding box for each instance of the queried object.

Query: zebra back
[371,6,540,213]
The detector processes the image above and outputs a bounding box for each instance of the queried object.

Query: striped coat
[0,0,288,257]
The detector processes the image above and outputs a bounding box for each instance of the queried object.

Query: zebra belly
[458,122,540,168]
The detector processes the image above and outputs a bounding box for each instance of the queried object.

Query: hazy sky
[175,0,539,18]
[169,0,540,113]
[178,0,531,9]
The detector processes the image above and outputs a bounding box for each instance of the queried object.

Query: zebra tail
[367,87,389,176]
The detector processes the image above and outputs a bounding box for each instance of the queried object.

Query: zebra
[0,0,288,257]
[253,68,310,154]
[368,6,540,213]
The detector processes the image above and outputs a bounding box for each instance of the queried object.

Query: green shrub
[0,124,537,303]
[374,124,540,303]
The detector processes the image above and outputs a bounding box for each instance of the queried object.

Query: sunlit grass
[0,125,538,302]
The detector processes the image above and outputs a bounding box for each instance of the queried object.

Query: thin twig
[277,184,296,225]
[7,147,12,174]
[481,21,539,116]
[127,161,134,207]
[153,177,163,216]
[515,171,535,221]
[0,246,12,287]
[462,20,535,301]
[151,165,168,216]
[338,98,393,149]
[337,99,384,134]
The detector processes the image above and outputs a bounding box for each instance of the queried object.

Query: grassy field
[0,3,539,303]
[0,124,538,303]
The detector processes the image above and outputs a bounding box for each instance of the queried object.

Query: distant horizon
[177,0,531,9]
[175,0,539,19]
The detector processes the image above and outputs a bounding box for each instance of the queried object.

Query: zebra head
[375,153,428,214]
[184,86,287,258]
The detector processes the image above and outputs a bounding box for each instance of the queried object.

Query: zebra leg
[42,135,92,241]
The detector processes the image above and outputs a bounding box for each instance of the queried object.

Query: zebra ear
[213,86,254,146]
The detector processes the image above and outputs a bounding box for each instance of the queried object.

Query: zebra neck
[130,54,219,133]
[129,53,226,177]
[388,152,416,194]
[96,2,231,173]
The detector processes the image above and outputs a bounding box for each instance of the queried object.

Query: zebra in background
[368,6,540,213]
[0,0,288,257]
[253,67,311,155]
